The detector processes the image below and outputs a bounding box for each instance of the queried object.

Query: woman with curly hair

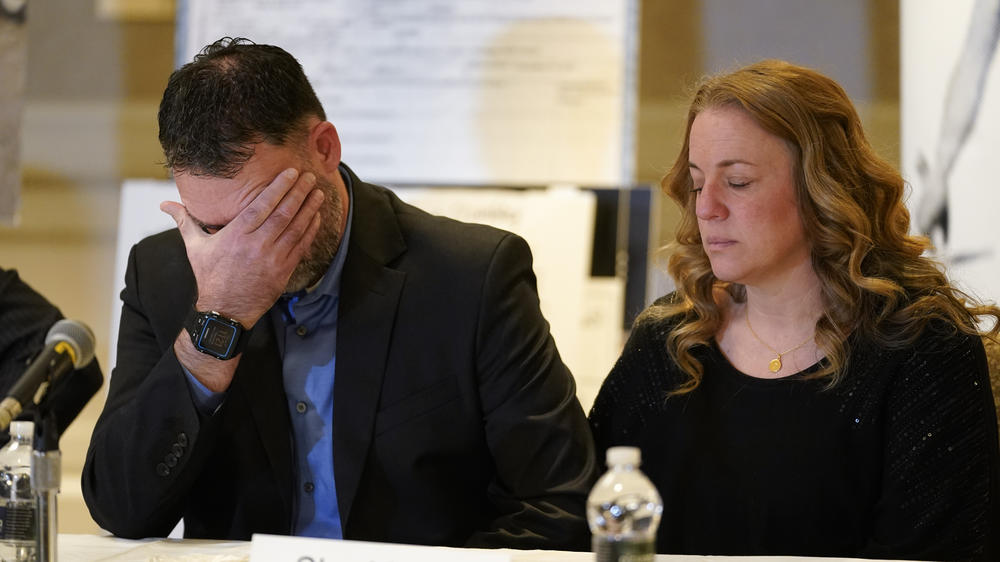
[589,60,1000,561]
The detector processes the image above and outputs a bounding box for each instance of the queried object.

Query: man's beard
[284,172,345,292]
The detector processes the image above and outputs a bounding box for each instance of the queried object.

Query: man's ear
[309,121,342,173]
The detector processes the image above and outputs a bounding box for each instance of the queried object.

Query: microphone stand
[31,410,59,562]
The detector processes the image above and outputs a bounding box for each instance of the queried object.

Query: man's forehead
[172,141,304,218]
[173,171,258,227]
[174,141,300,182]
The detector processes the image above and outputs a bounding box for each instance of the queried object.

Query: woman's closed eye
[690,179,750,193]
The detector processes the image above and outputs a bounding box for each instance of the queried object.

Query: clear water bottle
[587,446,663,562]
[0,421,35,562]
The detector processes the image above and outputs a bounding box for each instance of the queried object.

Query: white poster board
[901,0,1000,305]
[109,180,181,373]
[177,0,638,188]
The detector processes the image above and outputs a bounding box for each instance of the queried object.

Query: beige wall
[0,0,902,534]
[1,1,173,533]
[637,0,900,250]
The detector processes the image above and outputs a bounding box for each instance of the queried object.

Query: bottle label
[0,502,36,542]
[593,537,654,562]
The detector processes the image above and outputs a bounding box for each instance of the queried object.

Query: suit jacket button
[172,443,184,456]
[164,453,178,467]
[156,463,170,477]
[177,433,188,447]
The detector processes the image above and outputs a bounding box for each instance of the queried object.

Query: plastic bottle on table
[587,446,662,562]
[0,421,35,562]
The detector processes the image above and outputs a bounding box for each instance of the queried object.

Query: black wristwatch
[183,308,248,360]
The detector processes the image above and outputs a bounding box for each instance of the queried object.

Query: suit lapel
[235,312,295,523]
[333,170,406,529]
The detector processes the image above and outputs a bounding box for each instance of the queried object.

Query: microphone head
[45,319,96,369]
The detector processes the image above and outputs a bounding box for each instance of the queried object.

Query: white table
[56,534,902,562]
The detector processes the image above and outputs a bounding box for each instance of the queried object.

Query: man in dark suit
[0,268,103,434]
[82,38,595,549]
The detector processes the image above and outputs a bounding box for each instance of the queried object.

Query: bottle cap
[9,421,33,439]
[606,446,641,467]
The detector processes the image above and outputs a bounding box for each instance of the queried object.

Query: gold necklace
[744,307,815,373]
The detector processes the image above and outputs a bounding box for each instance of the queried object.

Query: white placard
[178,0,637,187]
[249,534,511,562]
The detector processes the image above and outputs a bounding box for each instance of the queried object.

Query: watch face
[199,318,238,357]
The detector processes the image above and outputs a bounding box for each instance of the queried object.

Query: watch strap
[183,308,248,360]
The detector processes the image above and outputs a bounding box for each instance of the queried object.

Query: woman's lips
[704,236,737,249]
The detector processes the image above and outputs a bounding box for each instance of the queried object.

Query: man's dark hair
[158,37,326,177]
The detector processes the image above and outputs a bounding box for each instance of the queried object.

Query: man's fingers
[160,201,202,241]
[160,200,184,224]
[254,172,318,241]
[233,168,301,231]
[274,188,325,253]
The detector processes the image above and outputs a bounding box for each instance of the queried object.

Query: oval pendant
[768,357,782,373]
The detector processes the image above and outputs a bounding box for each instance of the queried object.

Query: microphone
[0,319,96,432]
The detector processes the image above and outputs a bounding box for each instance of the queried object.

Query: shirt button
[295,401,307,414]
[295,325,308,337]
[303,482,315,493]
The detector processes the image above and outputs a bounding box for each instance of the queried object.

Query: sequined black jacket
[589,313,999,561]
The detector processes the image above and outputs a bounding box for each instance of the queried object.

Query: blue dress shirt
[186,165,354,538]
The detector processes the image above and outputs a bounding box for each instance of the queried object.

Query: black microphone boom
[0,319,95,431]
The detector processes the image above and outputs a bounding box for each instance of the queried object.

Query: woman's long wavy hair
[644,59,1000,394]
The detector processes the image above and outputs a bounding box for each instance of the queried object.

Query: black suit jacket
[0,268,103,435]
[82,167,596,549]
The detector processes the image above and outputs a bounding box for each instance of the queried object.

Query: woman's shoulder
[851,318,985,377]
[602,294,691,394]
[633,292,686,337]
[903,318,985,366]
[589,296,685,445]
[847,318,990,414]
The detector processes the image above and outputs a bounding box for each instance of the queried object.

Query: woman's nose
[695,181,727,221]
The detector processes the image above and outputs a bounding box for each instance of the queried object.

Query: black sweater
[589,314,999,561]
[0,268,104,434]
